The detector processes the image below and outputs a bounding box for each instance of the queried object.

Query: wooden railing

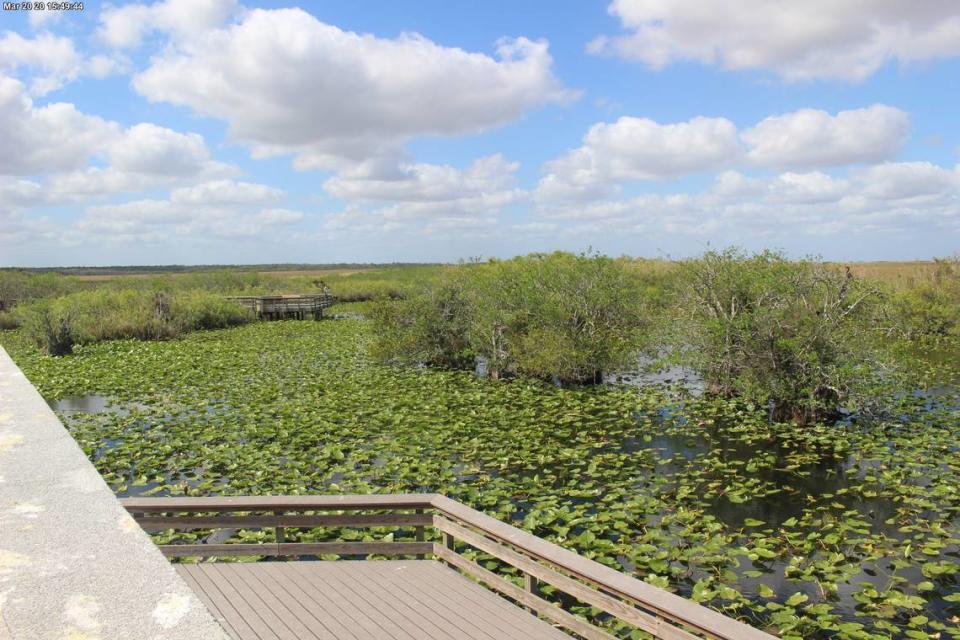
[121,493,777,640]
[225,293,333,320]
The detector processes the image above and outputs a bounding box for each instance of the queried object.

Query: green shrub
[372,252,649,383]
[169,290,254,331]
[667,249,879,424]
[0,311,19,330]
[17,289,254,352]
[370,273,473,369]
[886,256,960,340]
[0,271,77,309]
[21,302,77,356]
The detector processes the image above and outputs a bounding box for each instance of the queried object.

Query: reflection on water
[47,395,146,416]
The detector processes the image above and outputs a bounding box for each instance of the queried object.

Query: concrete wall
[0,347,228,640]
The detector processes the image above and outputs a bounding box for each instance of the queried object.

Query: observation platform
[122,494,779,640]
[227,294,333,320]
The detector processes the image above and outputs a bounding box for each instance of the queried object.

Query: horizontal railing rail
[121,493,777,640]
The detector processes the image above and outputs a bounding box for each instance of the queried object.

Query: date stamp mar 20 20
[4,2,84,11]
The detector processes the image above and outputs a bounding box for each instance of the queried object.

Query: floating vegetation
[3,320,959,639]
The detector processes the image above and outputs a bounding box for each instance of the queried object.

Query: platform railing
[121,493,777,640]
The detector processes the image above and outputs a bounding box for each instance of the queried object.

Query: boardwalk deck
[178,560,570,640]
[123,494,778,640]
[227,294,333,320]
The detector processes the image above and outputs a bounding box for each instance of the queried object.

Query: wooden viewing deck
[122,494,777,640]
[227,294,334,320]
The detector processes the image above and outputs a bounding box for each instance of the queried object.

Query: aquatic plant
[3,319,957,639]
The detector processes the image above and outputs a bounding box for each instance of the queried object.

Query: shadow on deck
[122,494,778,640]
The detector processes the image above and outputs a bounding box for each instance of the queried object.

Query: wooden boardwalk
[178,560,570,640]
[123,493,778,640]
[227,294,333,320]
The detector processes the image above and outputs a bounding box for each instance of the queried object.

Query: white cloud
[852,162,959,201]
[537,106,909,202]
[132,8,572,169]
[170,179,282,205]
[534,163,960,238]
[0,177,45,209]
[0,32,127,95]
[0,31,81,95]
[0,77,237,200]
[97,0,240,49]
[79,180,300,239]
[107,123,221,176]
[536,116,741,203]
[0,75,119,175]
[325,154,521,204]
[322,155,525,236]
[742,105,909,169]
[590,0,960,81]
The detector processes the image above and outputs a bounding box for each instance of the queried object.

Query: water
[47,395,147,416]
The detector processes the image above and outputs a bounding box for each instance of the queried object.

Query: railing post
[524,573,540,613]
[442,530,455,568]
[415,508,425,560]
[274,510,287,559]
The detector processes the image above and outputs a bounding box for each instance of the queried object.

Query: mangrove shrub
[372,252,648,384]
[19,289,254,354]
[668,249,879,424]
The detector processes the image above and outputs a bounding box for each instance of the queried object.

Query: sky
[1,0,959,266]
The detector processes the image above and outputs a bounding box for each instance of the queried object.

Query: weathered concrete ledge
[0,346,228,640]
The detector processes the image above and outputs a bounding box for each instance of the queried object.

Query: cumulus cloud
[79,180,300,238]
[536,116,741,203]
[0,31,82,95]
[323,154,525,235]
[534,162,960,239]
[132,8,572,169]
[0,177,45,209]
[170,179,282,205]
[590,0,960,81]
[742,105,910,169]
[852,162,959,201]
[97,0,240,49]
[537,106,909,202]
[0,32,127,95]
[0,75,119,175]
[106,123,223,177]
[0,77,236,201]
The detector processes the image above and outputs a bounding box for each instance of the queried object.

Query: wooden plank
[434,545,617,640]
[351,562,507,640]
[277,542,434,557]
[283,562,397,639]
[255,563,362,640]
[122,493,438,513]
[304,563,424,640]
[432,496,775,640]
[161,543,279,557]
[136,513,434,530]
[318,562,456,640]
[359,561,519,640]
[224,564,324,640]
[207,564,298,640]
[392,561,567,640]
[434,516,699,640]
[229,563,342,640]
[160,541,431,558]
[184,565,270,640]
[176,566,242,640]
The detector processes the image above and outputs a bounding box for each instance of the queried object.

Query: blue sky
[1,0,958,266]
